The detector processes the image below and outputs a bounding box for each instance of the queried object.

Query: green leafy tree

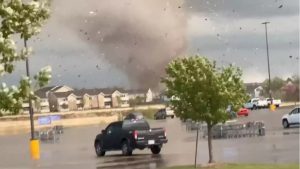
[0,0,51,115]
[262,77,285,98]
[162,56,248,163]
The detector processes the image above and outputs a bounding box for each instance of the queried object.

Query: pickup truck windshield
[122,120,150,130]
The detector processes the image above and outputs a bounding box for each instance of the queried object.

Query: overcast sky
[1,0,299,89]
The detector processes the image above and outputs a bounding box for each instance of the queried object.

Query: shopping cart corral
[34,125,64,143]
[184,120,265,139]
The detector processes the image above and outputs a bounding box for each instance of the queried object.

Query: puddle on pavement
[96,154,166,169]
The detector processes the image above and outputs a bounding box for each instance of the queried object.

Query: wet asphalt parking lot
[0,107,299,169]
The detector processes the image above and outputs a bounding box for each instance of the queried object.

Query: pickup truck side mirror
[101,130,106,134]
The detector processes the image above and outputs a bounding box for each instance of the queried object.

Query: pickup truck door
[103,124,115,150]
[112,122,123,149]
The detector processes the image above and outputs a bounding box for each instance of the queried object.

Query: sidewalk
[280,102,299,107]
[0,115,118,136]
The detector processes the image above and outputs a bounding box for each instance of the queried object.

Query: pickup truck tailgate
[134,128,167,146]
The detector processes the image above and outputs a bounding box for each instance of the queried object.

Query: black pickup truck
[94,118,168,156]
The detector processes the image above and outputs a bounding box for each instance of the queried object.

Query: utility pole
[262,22,273,105]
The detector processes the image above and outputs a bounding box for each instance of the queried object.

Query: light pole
[24,39,35,140]
[24,39,40,160]
[262,22,273,105]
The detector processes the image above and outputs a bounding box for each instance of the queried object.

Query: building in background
[127,88,154,103]
[145,89,153,103]
[21,85,137,113]
[245,83,263,98]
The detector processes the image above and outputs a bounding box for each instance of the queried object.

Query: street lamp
[24,39,40,160]
[24,39,35,140]
[262,22,273,105]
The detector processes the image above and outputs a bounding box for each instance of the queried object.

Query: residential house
[48,91,75,112]
[47,85,74,112]
[127,88,154,103]
[245,83,263,98]
[34,86,54,113]
[74,88,129,109]
[111,89,129,107]
[22,86,56,113]
[145,88,153,103]
[74,89,106,110]
[67,93,78,111]
[22,85,130,113]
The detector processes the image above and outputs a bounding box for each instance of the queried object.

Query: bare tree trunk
[207,124,214,163]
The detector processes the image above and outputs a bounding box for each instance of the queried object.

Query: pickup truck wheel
[253,105,257,110]
[150,145,161,155]
[95,141,105,157]
[121,141,132,156]
[282,120,289,128]
[171,115,174,119]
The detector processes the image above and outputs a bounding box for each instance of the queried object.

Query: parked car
[94,118,168,156]
[266,98,281,107]
[282,107,300,128]
[154,108,175,119]
[165,107,175,118]
[244,98,268,110]
[237,108,249,116]
[124,112,144,120]
[154,109,167,120]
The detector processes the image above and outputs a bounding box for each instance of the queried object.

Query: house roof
[52,91,74,98]
[102,88,127,94]
[35,86,56,98]
[73,89,103,96]
[126,89,149,94]
[50,85,73,93]
[74,88,127,96]
[36,85,128,98]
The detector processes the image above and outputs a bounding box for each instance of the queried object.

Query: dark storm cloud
[53,0,187,89]
[2,0,298,88]
[185,0,299,18]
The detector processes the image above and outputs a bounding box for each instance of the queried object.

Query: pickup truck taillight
[133,130,138,140]
[164,128,167,137]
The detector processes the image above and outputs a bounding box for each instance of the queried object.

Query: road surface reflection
[96,154,166,169]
